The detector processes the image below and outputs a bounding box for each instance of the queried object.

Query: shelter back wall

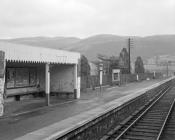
[50,64,74,93]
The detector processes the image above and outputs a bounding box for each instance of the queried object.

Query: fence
[120,73,163,85]
[81,72,163,91]
[81,75,111,91]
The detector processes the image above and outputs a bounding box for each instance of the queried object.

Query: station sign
[99,63,103,85]
[112,69,120,82]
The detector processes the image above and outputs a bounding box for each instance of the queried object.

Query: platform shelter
[0,42,81,116]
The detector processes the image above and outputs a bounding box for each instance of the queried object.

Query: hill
[0,36,81,50]
[1,34,175,62]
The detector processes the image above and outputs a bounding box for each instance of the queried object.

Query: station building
[0,41,81,115]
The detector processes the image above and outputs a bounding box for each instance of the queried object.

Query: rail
[157,98,175,140]
[114,85,172,140]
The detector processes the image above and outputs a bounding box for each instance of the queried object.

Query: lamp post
[99,62,103,93]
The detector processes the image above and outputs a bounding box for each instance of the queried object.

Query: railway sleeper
[143,112,168,116]
[166,122,175,125]
[126,131,158,137]
[138,120,164,124]
[136,122,164,127]
[164,129,175,134]
[148,109,171,113]
[123,135,155,140]
[142,117,165,120]
[143,115,166,118]
[146,112,170,114]
[133,125,161,130]
[161,135,175,140]
[131,127,160,133]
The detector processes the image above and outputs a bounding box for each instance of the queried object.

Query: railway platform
[0,79,169,140]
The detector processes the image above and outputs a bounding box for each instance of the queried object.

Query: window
[6,67,37,89]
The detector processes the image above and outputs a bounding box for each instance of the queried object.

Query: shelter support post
[74,64,80,99]
[45,63,50,106]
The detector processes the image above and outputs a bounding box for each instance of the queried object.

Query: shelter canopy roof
[0,41,80,64]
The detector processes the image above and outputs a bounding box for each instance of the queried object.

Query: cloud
[0,0,174,38]
[0,0,96,26]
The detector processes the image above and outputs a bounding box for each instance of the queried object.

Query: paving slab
[0,79,167,140]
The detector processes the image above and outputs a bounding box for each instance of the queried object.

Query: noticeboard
[6,67,37,89]
[15,68,29,87]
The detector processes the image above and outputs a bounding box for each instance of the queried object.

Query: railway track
[160,100,175,140]
[101,86,175,140]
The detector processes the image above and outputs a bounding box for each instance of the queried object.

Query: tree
[80,55,91,90]
[80,55,90,77]
[119,48,130,73]
[135,56,145,74]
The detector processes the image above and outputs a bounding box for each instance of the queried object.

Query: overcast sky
[0,0,175,38]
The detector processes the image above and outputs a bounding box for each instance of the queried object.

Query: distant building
[145,55,175,76]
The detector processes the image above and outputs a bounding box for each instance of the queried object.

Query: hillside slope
[1,34,175,61]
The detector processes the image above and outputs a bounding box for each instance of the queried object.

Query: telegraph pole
[166,62,168,77]
[128,38,131,74]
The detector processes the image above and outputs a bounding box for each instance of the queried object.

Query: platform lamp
[99,62,103,93]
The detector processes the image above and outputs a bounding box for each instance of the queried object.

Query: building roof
[0,41,80,64]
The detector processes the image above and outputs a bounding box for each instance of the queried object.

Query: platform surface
[0,79,166,140]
